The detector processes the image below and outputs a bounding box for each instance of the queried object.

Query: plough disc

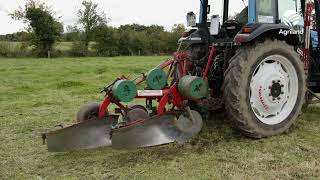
[45,115,118,152]
[112,111,203,149]
[174,110,203,143]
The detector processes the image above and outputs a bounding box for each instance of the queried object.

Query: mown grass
[0,57,320,179]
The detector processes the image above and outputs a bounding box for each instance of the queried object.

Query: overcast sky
[0,0,246,35]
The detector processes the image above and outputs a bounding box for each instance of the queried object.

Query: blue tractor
[183,0,319,138]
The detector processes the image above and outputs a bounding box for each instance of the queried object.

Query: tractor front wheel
[223,40,306,138]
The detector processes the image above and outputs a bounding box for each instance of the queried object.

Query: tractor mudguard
[235,23,299,43]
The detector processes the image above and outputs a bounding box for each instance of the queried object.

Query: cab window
[228,0,248,19]
[256,0,275,23]
[278,0,303,28]
[208,0,248,23]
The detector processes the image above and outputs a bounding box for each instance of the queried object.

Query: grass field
[0,56,320,179]
[0,41,96,58]
[0,41,78,50]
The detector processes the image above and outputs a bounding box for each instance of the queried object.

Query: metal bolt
[277,97,281,100]
[278,80,281,83]
[273,98,276,101]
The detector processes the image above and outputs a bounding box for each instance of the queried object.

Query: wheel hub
[269,81,283,98]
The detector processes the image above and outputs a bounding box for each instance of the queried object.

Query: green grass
[54,42,96,51]
[54,42,73,51]
[0,41,96,57]
[0,41,94,51]
[1,56,320,179]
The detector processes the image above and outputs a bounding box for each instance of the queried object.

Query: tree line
[0,0,185,58]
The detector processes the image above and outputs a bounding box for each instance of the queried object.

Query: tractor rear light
[241,27,253,34]
[234,35,248,43]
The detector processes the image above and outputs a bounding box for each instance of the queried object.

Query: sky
[0,0,246,35]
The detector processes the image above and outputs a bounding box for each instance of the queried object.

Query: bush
[0,41,32,57]
[70,41,89,57]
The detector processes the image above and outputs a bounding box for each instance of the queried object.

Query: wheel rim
[249,55,299,125]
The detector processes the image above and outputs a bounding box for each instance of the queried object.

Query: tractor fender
[235,23,300,45]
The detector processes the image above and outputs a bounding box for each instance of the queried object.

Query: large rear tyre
[223,40,306,138]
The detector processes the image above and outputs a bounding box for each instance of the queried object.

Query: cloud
[0,0,247,34]
[0,4,9,14]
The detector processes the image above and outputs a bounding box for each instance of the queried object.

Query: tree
[0,32,30,42]
[77,0,108,51]
[64,25,81,42]
[118,24,148,32]
[146,25,165,35]
[167,24,185,52]
[11,0,63,58]
[93,25,119,56]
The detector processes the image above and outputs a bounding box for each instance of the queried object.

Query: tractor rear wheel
[223,40,306,138]
[76,102,101,122]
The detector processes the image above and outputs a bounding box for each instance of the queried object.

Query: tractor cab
[184,0,304,44]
